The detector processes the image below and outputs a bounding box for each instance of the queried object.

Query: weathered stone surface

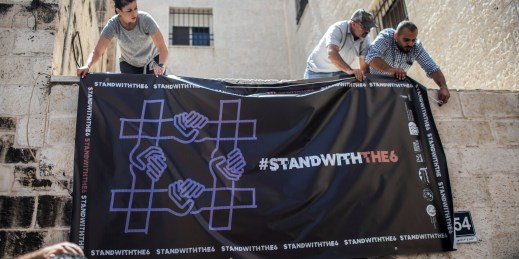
[450,175,491,208]
[435,120,494,147]
[5,147,36,164]
[0,231,45,258]
[25,0,59,26]
[36,195,71,228]
[0,165,13,193]
[13,165,52,190]
[488,173,519,208]
[0,2,57,30]
[0,117,16,132]
[0,196,34,228]
[406,1,518,91]
[0,57,46,85]
[0,135,15,163]
[490,206,519,258]
[0,57,52,87]
[14,115,46,147]
[460,92,519,118]
[48,84,79,115]
[44,229,70,246]
[492,120,519,145]
[428,90,463,119]
[0,84,48,116]
[0,134,36,163]
[442,147,519,175]
[33,57,53,77]
[38,146,75,177]
[47,116,77,144]
[0,28,15,56]
[13,30,55,55]
[0,3,14,14]
[449,207,492,258]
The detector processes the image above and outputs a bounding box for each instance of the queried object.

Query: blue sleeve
[365,30,392,64]
[414,41,440,76]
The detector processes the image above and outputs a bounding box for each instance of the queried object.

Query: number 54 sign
[454,211,478,243]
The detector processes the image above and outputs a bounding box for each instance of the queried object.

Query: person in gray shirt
[304,9,377,81]
[77,0,168,78]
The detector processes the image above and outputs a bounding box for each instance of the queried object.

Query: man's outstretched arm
[430,70,450,104]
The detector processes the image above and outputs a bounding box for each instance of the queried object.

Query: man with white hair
[304,9,377,81]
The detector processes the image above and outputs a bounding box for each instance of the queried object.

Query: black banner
[72,74,455,258]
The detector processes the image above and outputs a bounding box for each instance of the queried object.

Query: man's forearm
[328,50,353,73]
[431,70,448,88]
[368,57,394,73]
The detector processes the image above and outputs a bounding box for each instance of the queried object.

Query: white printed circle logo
[423,188,434,202]
[408,122,419,135]
[426,205,436,217]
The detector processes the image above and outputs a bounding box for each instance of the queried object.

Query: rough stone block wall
[405,0,519,91]
[0,86,74,258]
[51,0,108,76]
[430,90,519,258]
[0,0,86,257]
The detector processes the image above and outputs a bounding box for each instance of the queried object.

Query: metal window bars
[170,8,214,46]
[372,0,408,34]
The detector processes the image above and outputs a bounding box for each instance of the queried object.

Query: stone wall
[52,0,114,76]
[429,90,519,258]
[0,77,77,257]
[405,0,519,91]
[0,0,100,256]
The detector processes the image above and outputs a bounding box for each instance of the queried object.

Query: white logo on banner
[408,122,419,135]
[419,168,430,184]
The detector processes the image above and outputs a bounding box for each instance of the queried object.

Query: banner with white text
[72,74,455,258]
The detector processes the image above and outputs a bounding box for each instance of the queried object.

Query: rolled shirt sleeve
[414,41,441,76]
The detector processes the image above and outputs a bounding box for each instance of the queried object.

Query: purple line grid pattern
[110,99,257,234]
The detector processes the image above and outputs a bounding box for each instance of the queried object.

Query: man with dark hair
[304,9,377,81]
[366,20,450,104]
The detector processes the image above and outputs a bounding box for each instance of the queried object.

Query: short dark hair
[396,20,418,34]
[114,0,136,12]
[50,253,88,259]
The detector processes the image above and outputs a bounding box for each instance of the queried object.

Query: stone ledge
[50,76,79,83]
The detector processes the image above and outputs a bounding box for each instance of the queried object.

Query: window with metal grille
[372,0,408,34]
[295,0,308,24]
[170,8,213,46]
